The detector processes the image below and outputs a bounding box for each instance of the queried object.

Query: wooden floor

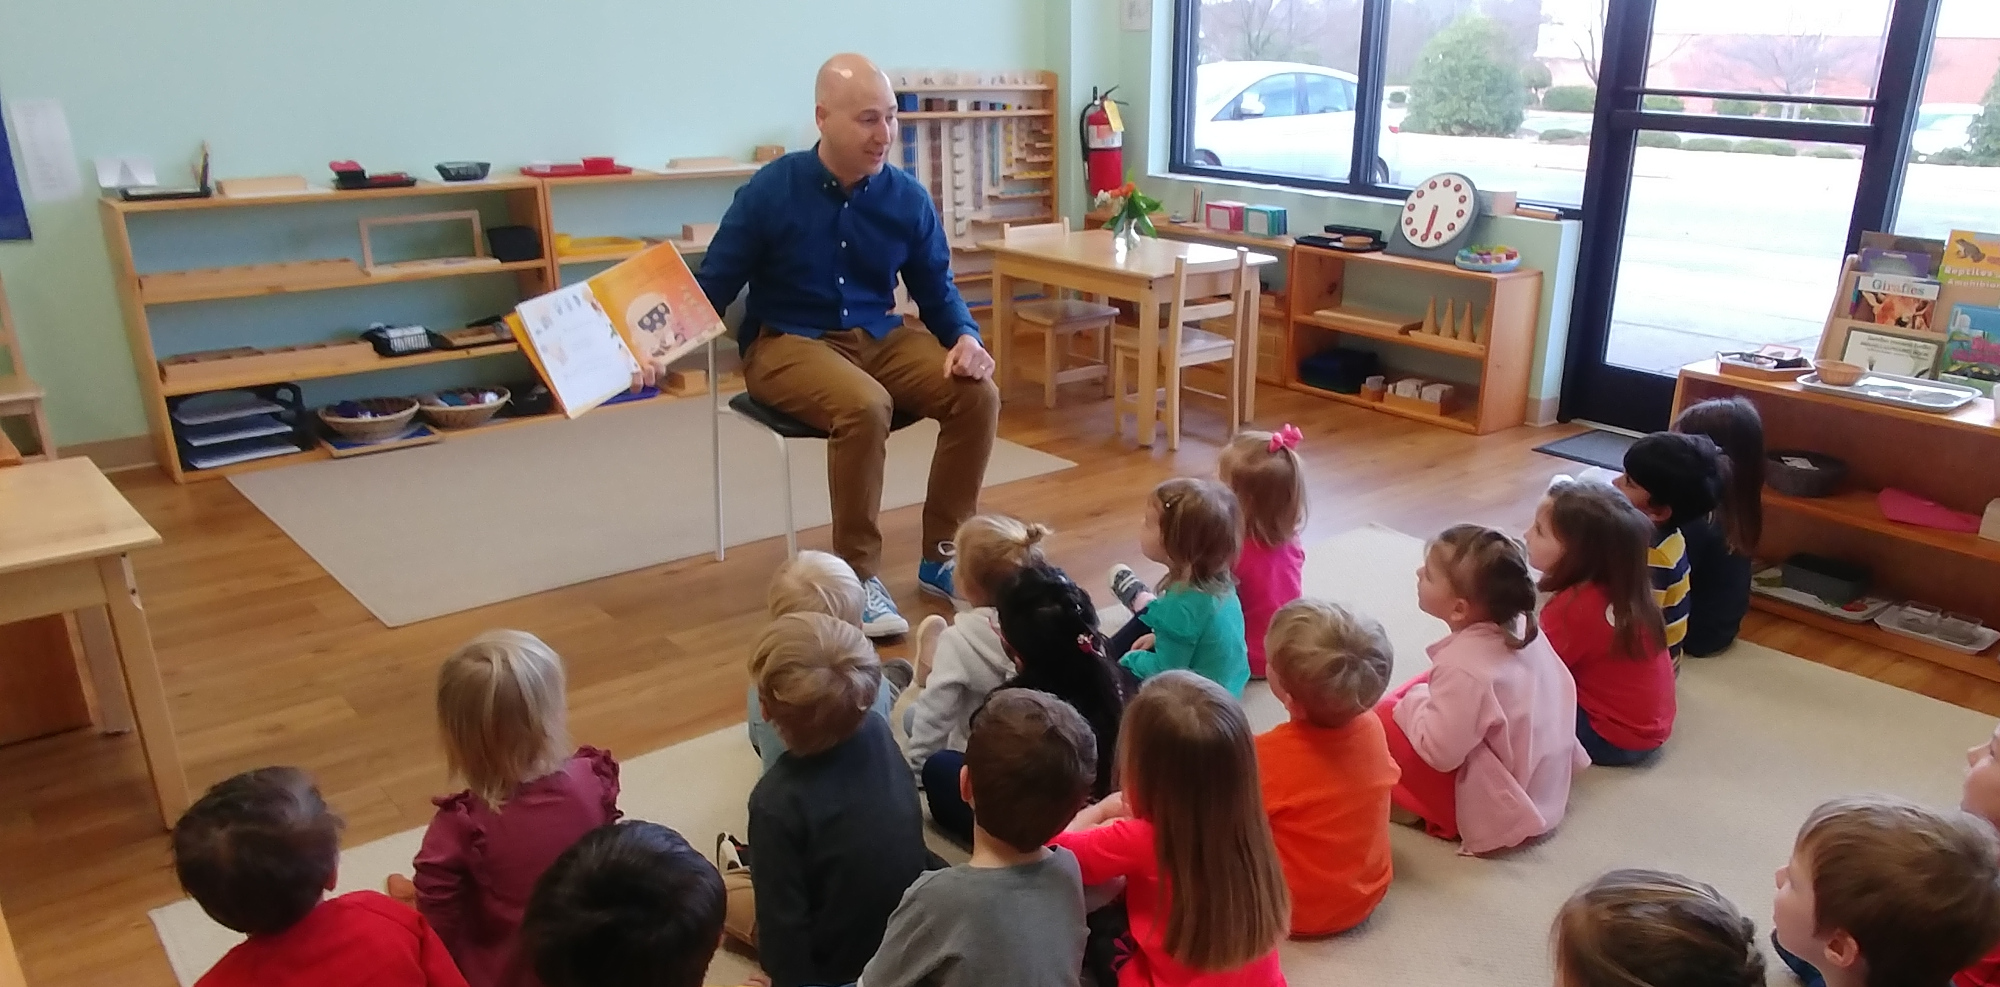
[5,385,1999,987]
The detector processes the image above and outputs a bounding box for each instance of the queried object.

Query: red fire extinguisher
[1080,86,1124,198]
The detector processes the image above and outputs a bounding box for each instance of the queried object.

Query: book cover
[1858,247,1937,278]
[1847,273,1940,330]
[1942,303,2000,394]
[1940,230,2000,285]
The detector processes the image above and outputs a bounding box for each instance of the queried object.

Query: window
[1175,0,1365,183]
[1893,0,2000,239]
[1303,73,1355,114]
[1224,73,1303,120]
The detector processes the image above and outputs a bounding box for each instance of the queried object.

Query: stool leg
[1112,350,1128,439]
[1044,328,1059,409]
[776,431,797,558]
[1166,361,1182,452]
[710,341,725,562]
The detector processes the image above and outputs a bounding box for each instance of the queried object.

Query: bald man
[697,54,998,637]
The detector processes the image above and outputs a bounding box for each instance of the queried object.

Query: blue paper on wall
[0,88,30,241]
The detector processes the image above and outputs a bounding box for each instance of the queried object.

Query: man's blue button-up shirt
[696,148,980,356]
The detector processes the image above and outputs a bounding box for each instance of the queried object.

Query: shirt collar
[810,143,875,197]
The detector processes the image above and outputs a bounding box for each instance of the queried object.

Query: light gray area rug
[151,525,1993,986]
[229,395,1073,627]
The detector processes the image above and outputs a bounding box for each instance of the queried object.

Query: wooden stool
[0,274,57,461]
[1001,220,1118,407]
[1111,249,1252,450]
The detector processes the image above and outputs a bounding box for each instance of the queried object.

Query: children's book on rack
[1942,230,2000,287]
[1942,302,2000,396]
[1847,272,1939,331]
[504,242,726,417]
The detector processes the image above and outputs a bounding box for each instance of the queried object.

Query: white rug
[150,525,1994,986]
[229,395,1073,627]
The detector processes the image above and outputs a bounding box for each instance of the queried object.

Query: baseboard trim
[60,435,156,473]
[1527,395,1560,427]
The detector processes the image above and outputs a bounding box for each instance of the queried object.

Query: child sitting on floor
[1219,425,1308,680]
[1376,524,1586,855]
[1053,671,1291,986]
[751,551,912,772]
[1106,477,1251,697]
[1553,869,1765,987]
[1672,397,1764,657]
[740,612,932,987]
[174,767,468,987]
[1771,795,2000,987]
[904,514,1049,785]
[410,630,620,987]
[520,821,730,987]
[861,689,1097,987]
[1256,598,1399,937]
[1610,433,1727,666]
[1528,480,1676,766]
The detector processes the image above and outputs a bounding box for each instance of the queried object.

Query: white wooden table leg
[96,554,189,826]
[75,606,134,735]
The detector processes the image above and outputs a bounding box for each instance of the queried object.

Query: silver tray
[1796,371,1980,413]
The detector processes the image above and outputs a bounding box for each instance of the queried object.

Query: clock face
[1399,174,1475,248]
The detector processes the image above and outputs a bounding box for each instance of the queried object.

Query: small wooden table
[0,458,186,825]
[984,230,1281,445]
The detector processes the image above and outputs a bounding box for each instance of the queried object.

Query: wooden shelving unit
[160,342,522,396]
[1674,360,2000,680]
[1282,243,1541,435]
[140,259,547,305]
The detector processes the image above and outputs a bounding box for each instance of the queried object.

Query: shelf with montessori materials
[1673,360,2000,681]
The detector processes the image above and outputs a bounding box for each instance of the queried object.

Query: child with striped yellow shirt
[1609,433,1727,667]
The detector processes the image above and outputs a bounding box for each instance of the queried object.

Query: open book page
[514,282,640,418]
[587,242,729,377]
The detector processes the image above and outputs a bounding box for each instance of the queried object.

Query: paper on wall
[1121,0,1152,31]
[6,98,82,202]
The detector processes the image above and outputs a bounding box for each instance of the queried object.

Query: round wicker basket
[318,397,420,443]
[418,387,510,429]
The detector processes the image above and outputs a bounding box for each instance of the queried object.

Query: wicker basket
[319,397,419,443]
[1766,449,1848,498]
[418,387,510,429]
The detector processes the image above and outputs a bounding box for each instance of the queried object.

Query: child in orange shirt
[1256,598,1400,936]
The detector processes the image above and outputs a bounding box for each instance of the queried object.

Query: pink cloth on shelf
[1234,538,1305,678]
[414,747,622,987]
[1878,488,1982,533]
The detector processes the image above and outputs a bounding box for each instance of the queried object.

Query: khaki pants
[723,867,757,947]
[743,326,1000,581]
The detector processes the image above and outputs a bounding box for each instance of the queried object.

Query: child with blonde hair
[1053,671,1290,986]
[1375,525,1585,854]
[411,630,621,987]
[1256,598,1400,936]
[736,613,931,987]
[1219,425,1308,679]
[904,515,1049,835]
[1106,478,1252,697]
[748,550,910,772]
[1554,869,1765,987]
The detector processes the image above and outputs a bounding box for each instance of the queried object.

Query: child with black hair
[173,767,467,987]
[923,562,1126,844]
[1672,397,1765,657]
[520,821,732,987]
[1611,432,1727,666]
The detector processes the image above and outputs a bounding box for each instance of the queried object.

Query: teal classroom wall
[0,0,1050,447]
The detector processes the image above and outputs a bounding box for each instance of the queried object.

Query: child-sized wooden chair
[1001,219,1118,407]
[1110,247,1252,450]
[0,274,57,462]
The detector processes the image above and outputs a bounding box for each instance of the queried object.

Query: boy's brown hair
[953,515,1051,608]
[755,612,881,756]
[172,766,344,937]
[1554,869,1765,987]
[765,550,865,629]
[963,689,1097,852]
[1152,477,1242,593]
[1264,598,1392,728]
[1796,795,2000,987]
[1218,430,1306,548]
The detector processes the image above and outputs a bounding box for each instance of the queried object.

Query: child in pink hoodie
[1219,425,1307,680]
[1374,524,1587,855]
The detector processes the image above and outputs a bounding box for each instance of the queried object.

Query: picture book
[507,242,728,417]
[1940,230,2000,286]
[1847,272,1939,331]
[1858,247,1936,278]
[1942,302,2000,395]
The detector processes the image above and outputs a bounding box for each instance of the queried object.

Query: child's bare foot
[386,873,417,904]
[1389,806,1426,830]
[1108,564,1155,613]
[914,614,947,688]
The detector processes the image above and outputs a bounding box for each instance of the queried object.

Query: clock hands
[1421,205,1439,241]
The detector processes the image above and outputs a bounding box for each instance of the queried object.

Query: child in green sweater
[1107,477,1251,698]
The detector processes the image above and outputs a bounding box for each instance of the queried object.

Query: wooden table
[0,458,186,825]
[984,230,1281,445]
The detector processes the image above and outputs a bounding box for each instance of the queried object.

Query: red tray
[521,162,633,178]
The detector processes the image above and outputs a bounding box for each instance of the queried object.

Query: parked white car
[1190,61,1400,183]
[1913,103,1983,157]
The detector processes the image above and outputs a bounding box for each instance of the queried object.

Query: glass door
[1559,0,1940,430]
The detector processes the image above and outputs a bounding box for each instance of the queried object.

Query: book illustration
[1858,247,1936,278]
[1941,229,2000,285]
[1838,325,1943,379]
[1847,273,1939,330]
[1942,303,2000,391]
[515,283,639,419]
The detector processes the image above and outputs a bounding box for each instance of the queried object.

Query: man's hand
[943,335,994,380]
[630,359,662,393]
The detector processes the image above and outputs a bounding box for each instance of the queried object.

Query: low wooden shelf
[1294,377,1482,431]
[1674,359,2000,680]
[140,258,546,305]
[159,342,521,396]
[103,177,543,213]
[901,110,1054,119]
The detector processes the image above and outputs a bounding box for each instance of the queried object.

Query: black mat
[1533,429,1639,472]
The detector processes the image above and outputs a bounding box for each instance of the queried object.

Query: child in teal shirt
[1106,477,1251,698]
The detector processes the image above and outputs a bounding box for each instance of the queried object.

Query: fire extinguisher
[1080,86,1124,198]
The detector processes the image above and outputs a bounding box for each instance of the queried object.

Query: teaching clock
[1388,172,1481,262]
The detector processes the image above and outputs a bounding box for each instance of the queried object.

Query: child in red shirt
[1052,670,1290,987]
[1218,425,1308,680]
[1256,598,1399,936]
[173,767,467,987]
[1526,480,1676,766]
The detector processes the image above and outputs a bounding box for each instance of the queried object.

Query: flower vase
[1114,221,1142,255]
